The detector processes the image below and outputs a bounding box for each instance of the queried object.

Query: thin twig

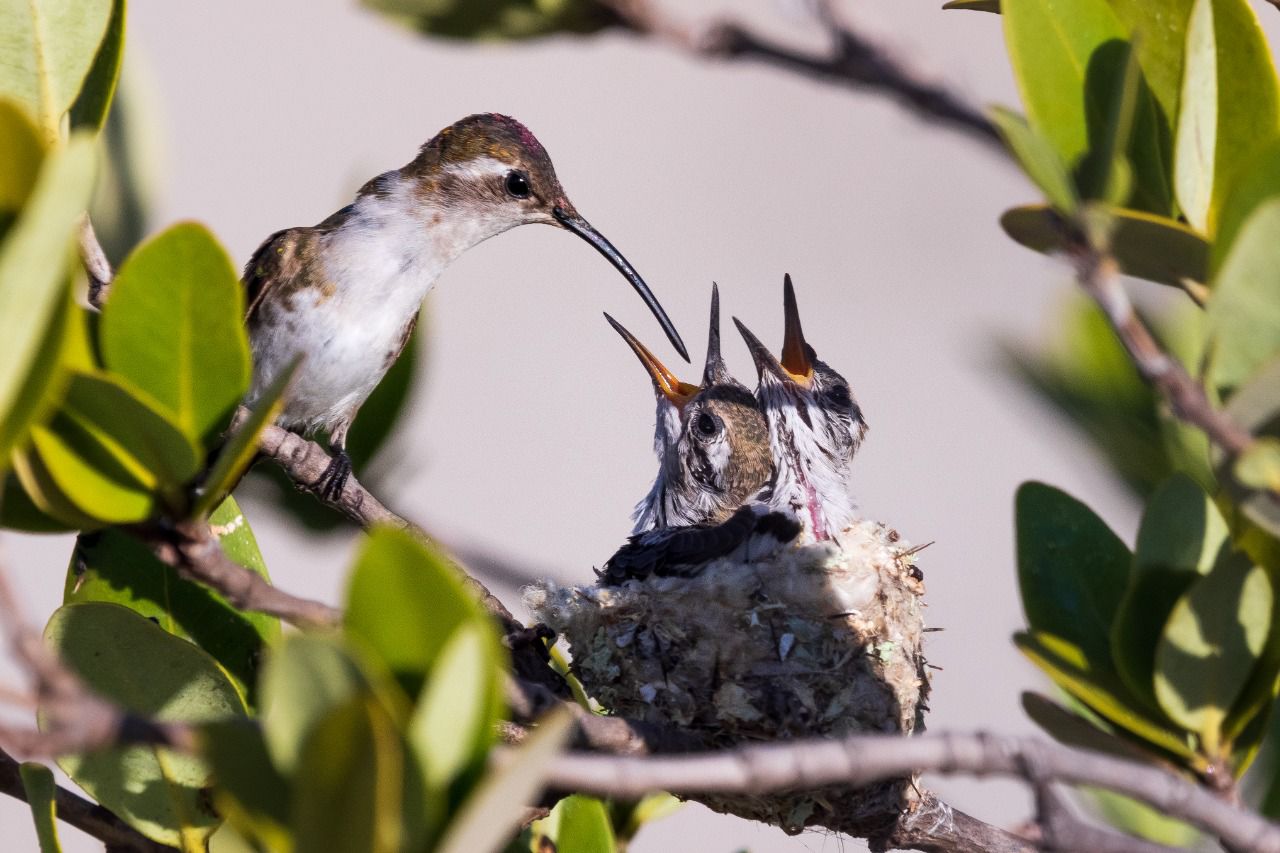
[80,216,113,310]
[542,730,1280,853]
[602,0,1001,151]
[1068,239,1255,457]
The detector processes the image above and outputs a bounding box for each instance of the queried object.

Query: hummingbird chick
[598,286,788,585]
[243,113,688,500]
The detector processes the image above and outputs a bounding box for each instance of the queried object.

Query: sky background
[6,1,1278,850]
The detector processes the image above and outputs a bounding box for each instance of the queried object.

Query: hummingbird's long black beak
[554,206,689,362]
[703,283,731,386]
[604,312,698,407]
[733,316,791,384]
[780,274,814,382]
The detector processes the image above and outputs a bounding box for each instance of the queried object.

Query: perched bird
[243,113,688,499]
[733,274,868,541]
[610,284,772,534]
[599,286,784,585]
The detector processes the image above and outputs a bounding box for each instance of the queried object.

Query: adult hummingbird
[599,286,786,585]
[243,113,688,499]
[733,274,868,541]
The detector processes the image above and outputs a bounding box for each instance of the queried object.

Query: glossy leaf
[68,0,124,131]
[1106,0,1194,141]
[1173,0,1280,233]
[554,796,616,853]
[194,359,297,518]
[291,695,426,853]
[24,421,155,524]
[0,99,45,216]
[100,221,251,446]
[943,0,1001,10]
[0,135,96,470]
[0,471,75,532]
[990,107,1078,212]
[1000,204,1207,287]
[1154,551,1272,745]
[438,710,574,853]
[1016,631,1195,759]
[1021,692,1154,761]
[345,526,499,696]
[0,0,112,135]
[1112,474,1227,708]
[1207,199,1280,390]
[45,602,246,846]
[19,763,61,853]
[65,496,279,708]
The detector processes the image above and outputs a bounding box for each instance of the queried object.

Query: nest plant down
[525,517,931,837]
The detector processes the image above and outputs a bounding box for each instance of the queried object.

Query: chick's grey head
[609,284,771,532]
[734,275,866,540]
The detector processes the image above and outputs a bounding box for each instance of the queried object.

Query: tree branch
[542,730,1280,853]
[602,0,1002,152]
[80,215,113,310]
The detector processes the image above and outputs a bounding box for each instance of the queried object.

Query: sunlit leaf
[68,0,124,131]
[1207,199,1280,391]
[100,221,251,447]
[1173,0,1280,233]
[23,421,155,525]
[45,602,246,846]
[1106,0,1194,142]
[989,107,1078,212]
[19,763,61,853]
[0,99,45,217]
[942,0,1001,10]
[1021,691,1153,761]
[1236,439,1280,494]
[553,796,616,853]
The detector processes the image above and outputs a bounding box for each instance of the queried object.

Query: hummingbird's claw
[313,447,353,502]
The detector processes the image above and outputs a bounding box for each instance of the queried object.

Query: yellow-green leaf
[19,763,61,853]
[68,0,124,131]
[990,106,1078,212]
[1206,198,1280,391]
[0,99,45,216]
[943,0,1001,12]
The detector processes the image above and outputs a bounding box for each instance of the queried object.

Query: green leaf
[942,0,1001,10]
[1021,691,1153,761]
[0,0,113,136]
[291,694,426,853]
[1173,0,1280,233]
[345,526,500,697]
[1207,199,1280,391]
[0,135,96,470]
[68,0,124,131]
[1112,474,1227,708]
[1088,789,1202,847]
[553,796,616,853]
[1016,630,1196,760]
[989,107,1079,212]
[1213,140,1280,276]
[44,602,246,846]
[65,496,279,709]
[19,763,62,853]
[1219,358,1280,537]
[1017,482,1131,667]
[409,621,504,793]
[438,710,575,853]
[194,360,296,518]
[1106,0,1194,143]
[1154,551,1272,747]
[261,634,378,775]
[0,99,45,216]
[201,719,292,850]
[100,221,251,446]
[0,470,75,532]
[22,421,156,525]
[1236,439,1280,494]
[1000,204,1207,287]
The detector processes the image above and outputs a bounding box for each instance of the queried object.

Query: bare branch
[602,0,1002,152]
[1030,781,1177,853]
[542,731,1280,853]
[80,216,113,310]
[1067,237,1255,457]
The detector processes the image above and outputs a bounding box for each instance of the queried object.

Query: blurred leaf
[1087,789,1202,847]
[363,0,613,40]
[100,221,250,447]
[1016,630,1196,759]
[1212,143,1280,278]
[943,0,1001,10]
[1000,204,1207,287]
[194,359,297,518]
[409,621,504,796]
[1017,482,1131,666]
[1219,358,1280,537]
[1076,38,1151,207]
[345,526,500,697]
[1236,439,1280,493]
[0,0,112,135]
[45,602,246,846]
[0,99,45,217]
[553,796,616,853]
[1207,198,1280,391]
[438,710,574,853]
[1021,691,1155,761]
[65,496,279,709]
[615,793,682,842]
[202,721,290,850]
[1173,0,1280,233]
[88,59,158,263]
[292,694,426,853]
[261,633,381,775]
[1154,550,1272,748]
[19,763,62,853]
[68,0,124,131]
[0,134,96,471]
[1106,0,1194,145]
[990,107,1078,212]
[1112,474,1227,708]
[0,471,75,532]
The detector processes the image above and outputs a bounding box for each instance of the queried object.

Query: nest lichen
[525,518,930,837]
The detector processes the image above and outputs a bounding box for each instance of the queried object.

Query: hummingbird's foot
[312,448,353,502]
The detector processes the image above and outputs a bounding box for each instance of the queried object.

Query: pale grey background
[7,1,1272,849]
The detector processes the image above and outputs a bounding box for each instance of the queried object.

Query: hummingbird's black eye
[505,171,531,199]
[824,384,853,409]
[694,412,722,439]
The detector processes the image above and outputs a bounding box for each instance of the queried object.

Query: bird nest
[525,518,931,837]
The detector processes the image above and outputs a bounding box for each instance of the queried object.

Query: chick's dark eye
[504,171,531,199]
[825,384,853,408]
[695,412,721,438]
